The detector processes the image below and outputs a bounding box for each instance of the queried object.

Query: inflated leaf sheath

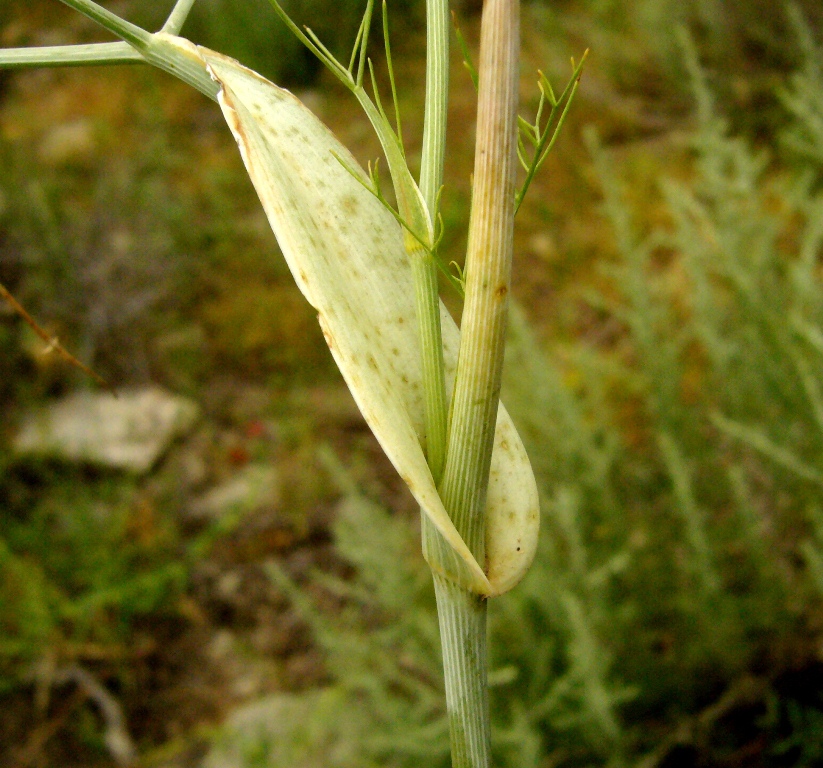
[177,44,538,596]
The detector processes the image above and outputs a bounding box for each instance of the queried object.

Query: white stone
[13,386,199,474]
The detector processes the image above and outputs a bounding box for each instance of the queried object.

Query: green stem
[412,249,450,480]
[161,0,199,34]
[434,0,519,764]
[415,0,449,568]
[433,574,490,767]
[419,0,449,217]
[0,1,206,87]
[406,0,449,480]
[58,0,150,49]
[414,4,479,760]
[0,42,142,68]
[415,0,451,482]
[55,0,218,99]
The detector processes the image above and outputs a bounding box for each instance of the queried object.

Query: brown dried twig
[0,282,110,390]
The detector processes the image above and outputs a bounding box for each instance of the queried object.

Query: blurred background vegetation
[2,0,823,766]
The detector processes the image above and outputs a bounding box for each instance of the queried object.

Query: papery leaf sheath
[184,45,538,596]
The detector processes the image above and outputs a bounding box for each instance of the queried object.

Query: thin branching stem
[415,0,451,485]
[267,0,351,83]
[162,0,199,34]
[0,42,142,68]
[0,284,110,389]
[452,12,479,91]
[48,0,219,98]
[383,2,404,153]
[0,0,211,94]
[58,0,150,49]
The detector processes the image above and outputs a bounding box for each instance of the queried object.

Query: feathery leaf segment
[448,17,587,214]
[516,51,588,212]
[452,12,479,90]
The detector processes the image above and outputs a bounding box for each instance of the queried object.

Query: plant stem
[433,573,490,767]
[412,249,449,481]
[415,0,451,482]
[55,0,218,99]
[161,0,199,34]
[434,0,520,764]
[441,0,519,564]
[419,0,449,216]
[414,6,491,762]
[58,0,150,49]
[0,42,142,68]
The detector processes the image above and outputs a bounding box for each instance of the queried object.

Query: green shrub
[780,3,823,168]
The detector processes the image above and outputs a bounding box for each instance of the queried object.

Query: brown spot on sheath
[340,195,359,215]
[494,284,508,300]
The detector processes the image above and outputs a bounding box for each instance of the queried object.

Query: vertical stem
[434,0,519,766]
[419,0,450,216]
[416,14,452,742]
[434,574,490,768]
[416,4,494,764]
[412,249,449,481]
[440,0,519,561]
[415,0,451,482]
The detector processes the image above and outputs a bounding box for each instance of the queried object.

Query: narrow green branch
[417,8,453,732]
[356,0,375,87]
[266,0,352,84]
[58,0,150,49]
[162,0,199,34]
[383,1,404,154]
[414,0,452,485]
[0,42,142,69]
